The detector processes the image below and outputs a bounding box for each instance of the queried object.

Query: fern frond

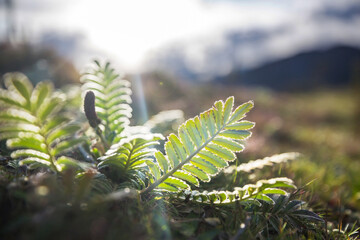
[0,73,85,172]
[91,173,115,194]
[82,61,132,145]
[98,133,163,186]
[224,152,301,174]
[175,178,295,205]
[142,96,255,194]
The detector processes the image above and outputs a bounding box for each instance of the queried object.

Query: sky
[1,0,360,77]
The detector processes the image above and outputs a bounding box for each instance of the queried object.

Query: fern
[98,133,163,188]
[137,97,297,208]
[82,61,163,186]
[141,96,255,194]
[82,61,132,147]
[224,152,301,174]
[176,177,295,205]
[0,73,85,172]
[80,63,298,208]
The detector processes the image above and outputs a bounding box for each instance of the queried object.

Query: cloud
[0,0,294,70]
[1,0,359,75]
[146,0,360,80]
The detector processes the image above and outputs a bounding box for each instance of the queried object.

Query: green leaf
[183,164,210,182]
[219,130,251,140]
[0,123,40,134]
[225,121,255,130]
[178,125,194,154]
[168,134,187,161]
[228,100,254,124]
[11,149,50,160]
[173,170,199,186]
[165,141,180,168]
[223,96,234,123]
[20,157,52,167]
[202,111,215,135]
[38,96,64,121]
[51,137,86,156]
[0,109,37,123]
[261,188,287,195]
[42,116,71,133]
[56,156,91,172]
[157,182,179,192]
[217,191,227,203]
[197,150,228,168]
[269,216,281,233]
[155,151,169,173]
[214,100,224,128]
[254,194,274,203]
[7,137,47,152]
[31,81,53,111]
[292,210,324,222]
[185,119,202,147]
[205,143,236,161]
[0,89,24,108]
[190,157,218,175]
[212,137,244,152]
[46,124,81,144]
[146,160,161,180]
[98,158,125,169]
[284,200,304,212]
[163,177,190,190]
[4,73,33,104]
[194,117,206,142]
[258,178,296,189]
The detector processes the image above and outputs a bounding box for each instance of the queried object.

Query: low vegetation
[0,61,358,239]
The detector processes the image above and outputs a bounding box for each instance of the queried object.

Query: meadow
[0,63,359,239]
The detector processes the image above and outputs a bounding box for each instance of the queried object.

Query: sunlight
[16,0,289,71]
[70,0,288,70]
[2,0,359,72]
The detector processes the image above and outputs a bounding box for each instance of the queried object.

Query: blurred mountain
[215,46,360,91]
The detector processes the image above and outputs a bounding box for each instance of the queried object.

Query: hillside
[216,46,360,91]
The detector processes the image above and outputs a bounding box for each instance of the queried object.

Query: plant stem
[95,126,110,150]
